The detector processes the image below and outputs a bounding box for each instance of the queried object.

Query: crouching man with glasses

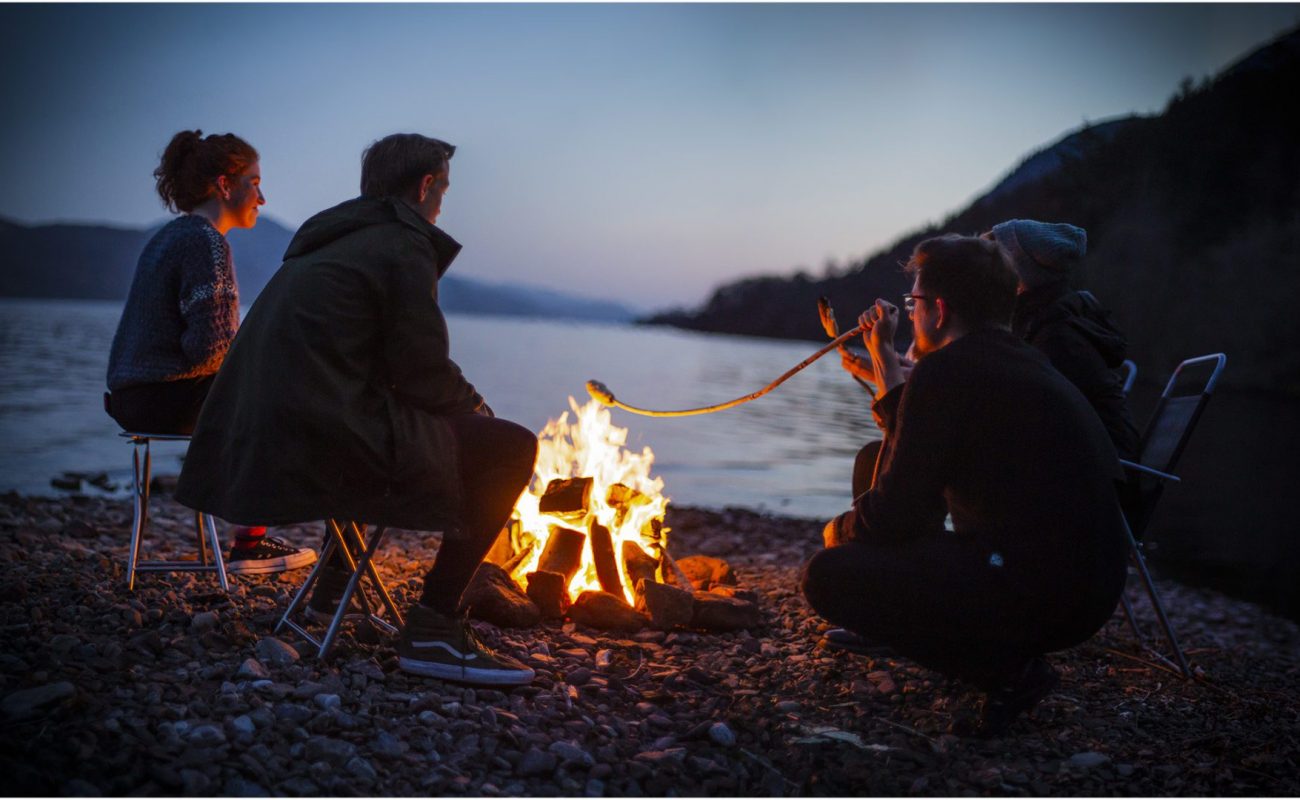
[801,234,1128,736]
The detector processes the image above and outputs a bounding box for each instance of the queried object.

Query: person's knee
[823,510,857,548]
[800,547,843,618]
[503,422,539,481]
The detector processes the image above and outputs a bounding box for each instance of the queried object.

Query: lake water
[0,298,880,520]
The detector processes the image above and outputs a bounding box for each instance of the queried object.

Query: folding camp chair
[276,519,403,659]
[120,432,229,592]
[1114,353,1226,679]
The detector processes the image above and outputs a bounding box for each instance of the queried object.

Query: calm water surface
[0,298,880,519]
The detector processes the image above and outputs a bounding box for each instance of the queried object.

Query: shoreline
[1,490,1298,794]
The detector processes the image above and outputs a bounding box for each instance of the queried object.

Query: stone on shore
[255,636,300,667]
[1,682,75,720]
[463,562,541,628]
[636,579,695,630]
[569,590,647,632]
[691,591,760,631]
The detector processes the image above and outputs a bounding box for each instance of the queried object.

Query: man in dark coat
[802,234,1129,736]
[177,133,538,686]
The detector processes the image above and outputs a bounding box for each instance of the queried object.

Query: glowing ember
[507,398,669,604]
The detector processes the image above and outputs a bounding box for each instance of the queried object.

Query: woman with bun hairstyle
[106,130,315,574]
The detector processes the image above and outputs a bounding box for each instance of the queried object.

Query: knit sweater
[107,215,240,391]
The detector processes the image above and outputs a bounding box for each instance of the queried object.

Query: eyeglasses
[903,293,933,313]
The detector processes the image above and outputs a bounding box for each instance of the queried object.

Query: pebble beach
[1,490,1297,796]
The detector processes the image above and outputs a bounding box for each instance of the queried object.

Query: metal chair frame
[122,432,228,592]
[276,518,403,659]
[1114,353,1226,679]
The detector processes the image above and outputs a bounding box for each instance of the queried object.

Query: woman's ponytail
[154,129,258,213]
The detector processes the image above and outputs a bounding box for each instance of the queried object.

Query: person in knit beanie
[989,220,1087,290]
[986,219,1141,466]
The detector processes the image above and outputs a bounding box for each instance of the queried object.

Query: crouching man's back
[803,234,1128,736]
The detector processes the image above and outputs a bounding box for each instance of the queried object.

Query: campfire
[468,398,760,633]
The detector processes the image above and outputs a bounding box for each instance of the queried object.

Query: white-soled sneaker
[225,536,317,575]
[398,605,534,686]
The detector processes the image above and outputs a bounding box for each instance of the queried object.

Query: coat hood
[1015,286,1128,368]
[284,196,462,276]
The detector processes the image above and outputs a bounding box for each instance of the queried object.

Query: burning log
[691,591,760,631]
[569,590,647,632]
[526,571,570,619]
[537,525,586,583]
[659,547,695,592]
[538,477,593,520]
[621,541,659,595]
[636,579,695,630]
[462,563,540,628]
[606,483,651,526]
[588,522,624,597]
[483,520,519,567]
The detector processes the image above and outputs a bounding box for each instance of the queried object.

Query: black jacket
[1013,285,1140,460]
[856,329,1128,613]
[176,197,483,529]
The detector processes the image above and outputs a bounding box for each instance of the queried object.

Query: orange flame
[509,398,669,604]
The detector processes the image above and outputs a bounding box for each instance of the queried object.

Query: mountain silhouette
[0,215,636,323]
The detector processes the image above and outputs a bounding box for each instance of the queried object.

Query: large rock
[255,636,300,667]
[463,562,541,628]
[691,592,760,631]
[1,681,75,720]
[636,580,694,630]
[670,555,736,590]
[568,591,647,632]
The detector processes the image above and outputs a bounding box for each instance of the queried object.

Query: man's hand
[858,300,907,394]
[840,347,878,385]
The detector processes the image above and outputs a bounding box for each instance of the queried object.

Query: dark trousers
[326,413,538,616]
[817,439,1112,689]
[802,525,1109,689]
[106,376,215,435]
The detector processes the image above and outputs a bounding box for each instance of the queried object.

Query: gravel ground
[1,490,1298,796]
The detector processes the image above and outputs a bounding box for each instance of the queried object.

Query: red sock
[232,526,267,550]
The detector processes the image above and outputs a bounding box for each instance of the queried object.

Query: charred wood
[525,570,570,619]
[588,522,625,598]
[622,541,659,596]
[538,477,593,520]
[537,525,586,582]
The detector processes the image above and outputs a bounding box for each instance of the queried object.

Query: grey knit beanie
[990,219,1087,289]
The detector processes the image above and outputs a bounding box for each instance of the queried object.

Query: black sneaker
[963,657,1060,738]
[398,605,535,686]
[305,566,367,622]
[225,536,317,575]
[819,627,896,658]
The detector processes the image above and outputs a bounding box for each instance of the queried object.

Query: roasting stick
[818,296,877,400]
[586,324,866,418]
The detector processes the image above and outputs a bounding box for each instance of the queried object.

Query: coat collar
[389,198,462,276]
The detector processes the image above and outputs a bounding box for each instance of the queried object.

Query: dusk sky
[2,3,1296,309]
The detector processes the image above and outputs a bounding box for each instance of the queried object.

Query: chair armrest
[1119,459,1181,483]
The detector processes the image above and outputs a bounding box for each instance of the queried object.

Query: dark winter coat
[855,329,1129,621]
[176,197,485,530]
[1012,284,1141,460]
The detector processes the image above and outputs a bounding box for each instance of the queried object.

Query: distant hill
[648,25,1300,398]
[0,215,636,323]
